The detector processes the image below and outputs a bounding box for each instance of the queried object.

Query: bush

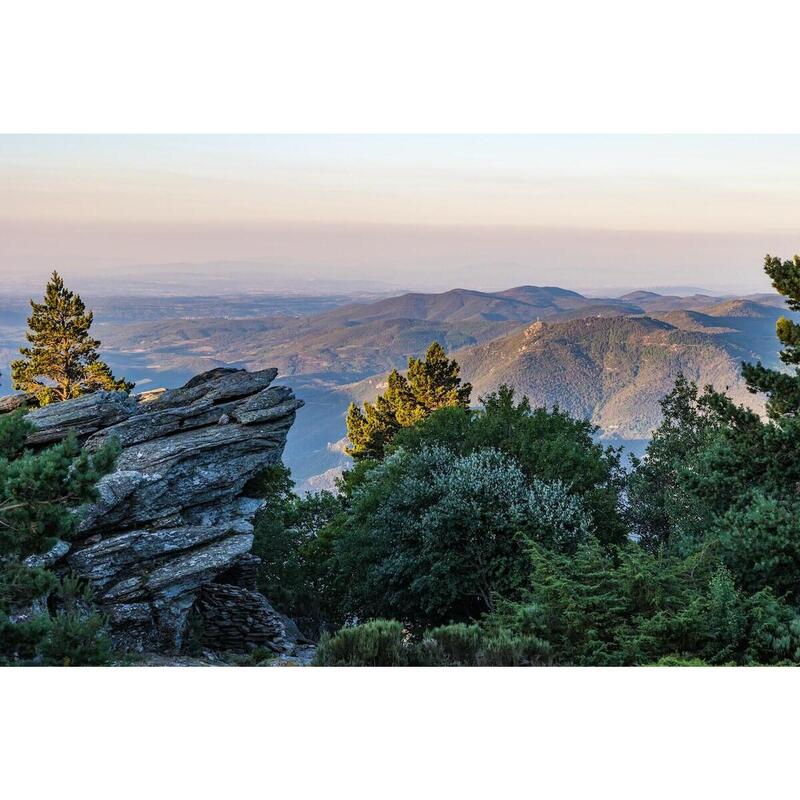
[314,620,408,666]
[313,619,552,667]
[478,631,526,667]
[0,612,52,665]
[38,611,113,666]
[651,656,710,667]
[526,478,593,554]
[427,623,482,665]
[0,562,59,611]
[394,385,627,546]
[0,414,120,665]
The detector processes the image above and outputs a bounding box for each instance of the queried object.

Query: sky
[1,135,799,293]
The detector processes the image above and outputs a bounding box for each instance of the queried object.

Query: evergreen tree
[626,375,722,551]
[345,342,471,460]
[406,341,471,416]
[0,411,119,665]
[741,254,800,417]
[11,271,133,406]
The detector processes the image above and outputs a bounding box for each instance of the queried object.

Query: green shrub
[314,619,408,666]
[405,636,447,666]
[39,610,113,666]
[427,623,482,665]
[314,618,556,667]
[477,631,524,666]
[0,408,120,665]
[0,611,52,665]
[651,656,710,667]
[0,562,59,612]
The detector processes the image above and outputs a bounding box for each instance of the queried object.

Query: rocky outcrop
[8,367,305,655]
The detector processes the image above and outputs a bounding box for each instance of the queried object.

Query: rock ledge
[6,367,305,655]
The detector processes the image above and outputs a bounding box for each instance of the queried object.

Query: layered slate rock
[191,584,296,654]
[7,367,305,654]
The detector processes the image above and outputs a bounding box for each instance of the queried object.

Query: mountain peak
[496,285,586,299]
[619,290,664,301]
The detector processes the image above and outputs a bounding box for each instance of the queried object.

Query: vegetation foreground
[256,255,800,666]
[3,256,800,666]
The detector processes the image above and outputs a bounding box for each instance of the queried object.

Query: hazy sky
[2,135,799,292]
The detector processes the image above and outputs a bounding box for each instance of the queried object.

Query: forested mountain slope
[454,316,769,438]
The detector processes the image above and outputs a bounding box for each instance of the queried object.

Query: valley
[0,284,790,490]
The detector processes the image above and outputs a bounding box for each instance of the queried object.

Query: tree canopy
[329,444,595,628]
[261,383,626,631]
[11,271,132,406]
[345,341,471,460]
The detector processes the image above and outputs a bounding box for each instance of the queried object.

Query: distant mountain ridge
[99,285,623,380]
[45,285,791,486]
[315,285,629,325]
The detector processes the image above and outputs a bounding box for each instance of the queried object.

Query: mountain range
[0,285,790,489]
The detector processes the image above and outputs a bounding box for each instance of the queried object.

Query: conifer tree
[11,271,133,406]
[406,341,472,415]
[741,254,800,417]
[345,342,471,460]
[0,411,119,665]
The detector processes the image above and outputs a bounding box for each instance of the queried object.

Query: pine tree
[0,411,119,665]
[406,341,472,415]
[741,254,800,417]
[345,379,403,461]
[11,271,133,406]
[345,342,472,460]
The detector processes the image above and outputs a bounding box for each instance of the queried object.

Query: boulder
[5,367,304,654]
